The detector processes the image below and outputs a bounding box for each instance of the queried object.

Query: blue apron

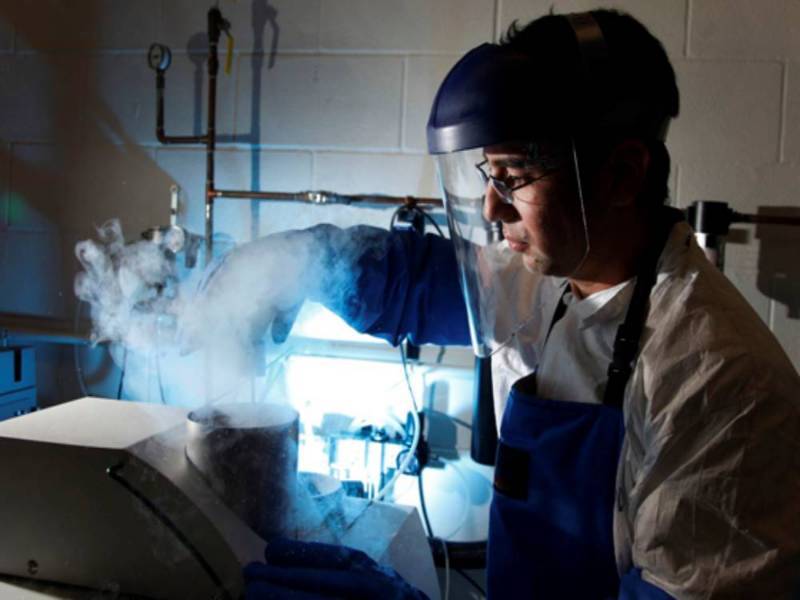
[486,209,683,599]
[487,379,625,598]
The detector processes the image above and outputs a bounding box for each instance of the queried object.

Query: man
[228,9,800,599]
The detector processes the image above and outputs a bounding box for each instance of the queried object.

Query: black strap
[544,286,569,347]
[603,208,684,408]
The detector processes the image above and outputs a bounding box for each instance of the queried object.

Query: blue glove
[244,538,431,600]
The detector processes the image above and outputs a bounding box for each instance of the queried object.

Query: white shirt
[537,279,634,403]
[490,221,800,598]
[491,273,635,415]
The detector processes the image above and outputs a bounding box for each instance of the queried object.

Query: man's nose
[483,183,518,223]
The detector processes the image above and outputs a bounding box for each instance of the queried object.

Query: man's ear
[604,139,651,208]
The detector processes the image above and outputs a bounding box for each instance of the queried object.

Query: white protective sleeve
[616,226,800,598]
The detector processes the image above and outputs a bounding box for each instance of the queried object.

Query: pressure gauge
[148,43,172,72]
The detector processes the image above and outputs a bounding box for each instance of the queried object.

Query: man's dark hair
[500,10,679,207]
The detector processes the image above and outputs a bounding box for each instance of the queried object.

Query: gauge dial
[147,43,172,71]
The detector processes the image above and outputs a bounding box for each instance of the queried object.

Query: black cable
[414,206,445,237]
[419,469,450,599]
[455,569,486,599]
[435,346,446,363]
[399,344,417,411]
[390,205,446,238]
[417,470,434,538]
[116,348,128,400]
[73,301,90,397]
[429,540,487,570]
[390,206,401,230]
[448,415,472,430]
[155,351,166,405]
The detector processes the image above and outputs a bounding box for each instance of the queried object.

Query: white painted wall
[1,0,799,398]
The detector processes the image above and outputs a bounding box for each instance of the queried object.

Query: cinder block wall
[1,0,799,404]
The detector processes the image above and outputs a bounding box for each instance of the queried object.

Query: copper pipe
[210,188,443,208]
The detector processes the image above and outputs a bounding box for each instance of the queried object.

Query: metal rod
[205,9,222,265]
[0,313,92,345]
[733,213,800,227]
[156,71,207,145]
[211,188,443,207]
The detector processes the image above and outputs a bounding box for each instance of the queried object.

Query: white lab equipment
[0,397,439,599]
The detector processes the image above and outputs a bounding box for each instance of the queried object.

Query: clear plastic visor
[436,147,543,358]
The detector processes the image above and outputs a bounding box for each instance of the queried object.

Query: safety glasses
[474,158,561,204]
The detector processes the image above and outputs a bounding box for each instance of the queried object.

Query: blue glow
[290,301,379,343]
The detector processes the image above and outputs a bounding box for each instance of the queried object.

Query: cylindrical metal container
[185,403,299,540]
[295,472,346,540]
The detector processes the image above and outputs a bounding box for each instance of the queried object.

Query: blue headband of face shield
[426,43,561,155]
[426,13,672,155]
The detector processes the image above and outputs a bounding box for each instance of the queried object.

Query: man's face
[481,142,591,277]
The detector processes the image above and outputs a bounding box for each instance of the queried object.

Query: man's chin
[521,253,553,274]
[522,253,578,278]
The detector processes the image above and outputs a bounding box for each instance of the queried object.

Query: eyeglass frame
[475,157,562,204]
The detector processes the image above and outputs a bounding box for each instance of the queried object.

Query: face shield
[426,35,605,357]
[427,15,676,357]
[435,140,590,357]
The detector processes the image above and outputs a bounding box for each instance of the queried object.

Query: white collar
[563,278,635,327]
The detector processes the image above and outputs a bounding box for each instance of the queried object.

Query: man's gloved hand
[177,229,321,353]
[244,538,430,600]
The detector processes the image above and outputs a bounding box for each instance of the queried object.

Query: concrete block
[13,0,157,51]
[751,163,800,212]
[8,143,64,232]
[87,55,158,146]
[770,290,800,372]
[725,262,800,369]
[404,55,460,151]
[753,205,800,322]
[59,227,85,305]
[159,52,237,143]
[214,149,314,242]
[314,151,439,197]
[725,265,770,326]
[677,159,761,214]
[160,0,319,54]
[0,143,8,229]
[156,148,313,242]
[786,62,800,163]
[498,0,687,57]
[0,15,13,51]
[680,160,800,218]
[58,142,169,237]
[253,151,444,234]
[0,230,64,317]
[0,54,88,143]
[691,0,800,59]
[235,54,403,148]
[723,232,760,275]
[720,198,800,369]
[668,59,782,168]
[29,343,72,409]
[319,0,493,52]
[155,148,205,234]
